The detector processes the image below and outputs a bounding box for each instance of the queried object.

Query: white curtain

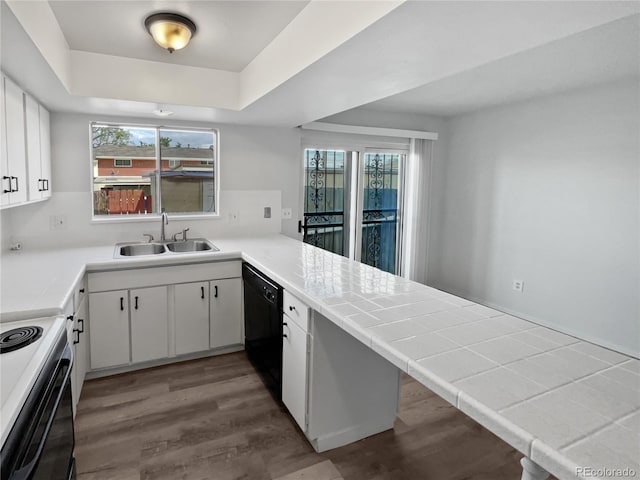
[402,138,433,284]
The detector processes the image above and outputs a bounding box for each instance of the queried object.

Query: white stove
[0,316,67,447]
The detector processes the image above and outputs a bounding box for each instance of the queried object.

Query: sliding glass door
[301,148,406,275]
[302,149,348,256]
[357,152,404,274]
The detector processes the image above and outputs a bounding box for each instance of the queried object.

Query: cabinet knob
[79,288,85,294]
[78,318,84,333]
[134,296,139,310]
[283,334,288,338]
[201,286,205,299]
[120,297,124,311]
[289,306,295,311]
[72,329,80,345]
[67,315,74,322]
[214,285,218,298]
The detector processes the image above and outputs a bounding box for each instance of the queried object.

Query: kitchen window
[91,123,219,218]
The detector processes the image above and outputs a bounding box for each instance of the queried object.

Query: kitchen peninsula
[1,235,638,480]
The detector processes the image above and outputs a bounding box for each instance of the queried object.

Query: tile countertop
[1,234,638,480]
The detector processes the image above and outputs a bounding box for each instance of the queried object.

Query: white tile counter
[1,234,638,480]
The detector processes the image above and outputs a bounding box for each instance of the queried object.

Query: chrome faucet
[160,212,168,242]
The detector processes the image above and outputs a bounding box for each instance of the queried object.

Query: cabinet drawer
[283,290,310,332]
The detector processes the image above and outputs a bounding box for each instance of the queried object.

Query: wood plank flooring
[75,352,537,480]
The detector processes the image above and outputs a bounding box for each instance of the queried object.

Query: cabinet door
[210,278,242,349]
[38,105,51,199]
[130,286,168,363]
[282,316,308,430]
[89,290,130,369]
[175,282,209,355]
[3,77,27,204]
[0,76,9,206]
[25,94,42,201]
[74,297,89,409]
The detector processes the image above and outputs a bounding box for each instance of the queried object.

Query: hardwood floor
[75,352,531,480]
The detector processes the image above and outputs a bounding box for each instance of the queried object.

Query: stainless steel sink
[118,243,166,256]
[165,239,219,253]
[114,239,218,258]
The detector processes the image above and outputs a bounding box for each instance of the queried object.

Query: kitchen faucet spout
[160,212,168,241]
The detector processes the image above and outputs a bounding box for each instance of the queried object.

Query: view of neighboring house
[92,144,215,215]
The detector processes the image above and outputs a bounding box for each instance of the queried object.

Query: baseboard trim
[86,344,245,379]
[309,417,396,453]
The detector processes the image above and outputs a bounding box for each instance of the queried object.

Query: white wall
[1,113,302,249]
[428,79,639,356]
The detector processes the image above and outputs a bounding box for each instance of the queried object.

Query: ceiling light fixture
[144,12,197,53]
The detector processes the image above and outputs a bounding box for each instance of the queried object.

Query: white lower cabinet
[89,290,130,369]
[72,297,89,410]
[130,286,168,363]
[175,282,210,355]
[282,316,308,430]
[281,290,401,453]
[87,261,242,373]
[89,286,170,368]
[210,278,242,349]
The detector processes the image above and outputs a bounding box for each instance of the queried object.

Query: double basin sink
[115,239,219,258]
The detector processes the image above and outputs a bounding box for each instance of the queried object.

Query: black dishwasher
[242,263,283,400]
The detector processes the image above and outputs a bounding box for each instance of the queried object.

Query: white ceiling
[49,1,309,72]
[361,14,640,117]
[2,1,639,126]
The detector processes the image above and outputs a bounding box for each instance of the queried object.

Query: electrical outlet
[281,208,292,219]
[513,279,524,292]
[264,207,271,218]
[50,215,67,230]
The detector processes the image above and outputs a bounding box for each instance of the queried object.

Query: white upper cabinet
[0,73,52,208]
[25,94,51,201]
[0,76,7,206]
[2,76,28,206]
[39,106,51,199]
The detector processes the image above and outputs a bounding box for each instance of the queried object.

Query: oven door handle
[13,344,73,480]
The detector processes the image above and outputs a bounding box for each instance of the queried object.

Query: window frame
[90,121,220,222]
[113,158,132,167]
